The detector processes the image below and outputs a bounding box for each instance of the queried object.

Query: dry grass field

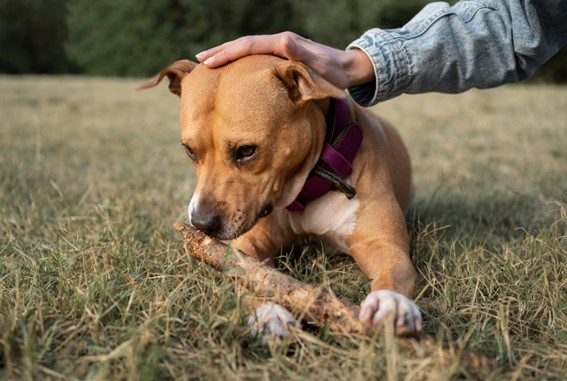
[0,75,566,380]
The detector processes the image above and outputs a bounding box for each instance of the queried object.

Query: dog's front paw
[359,290,422,337]
[247,302,299,340]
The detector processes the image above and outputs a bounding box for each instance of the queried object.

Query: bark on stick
[174,221,365,335]
[174,221,494,375]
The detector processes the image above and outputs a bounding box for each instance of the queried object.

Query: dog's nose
[190,211,221,235]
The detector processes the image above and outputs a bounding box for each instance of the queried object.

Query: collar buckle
[286,98,363,212]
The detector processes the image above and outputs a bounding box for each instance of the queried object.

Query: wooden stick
[174,221,495,375]
[174,221,364,335]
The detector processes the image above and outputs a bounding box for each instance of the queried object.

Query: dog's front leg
[347,200,422,336]
[233,217,300,340]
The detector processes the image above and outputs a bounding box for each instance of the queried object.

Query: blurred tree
[2,0,564,82]
[290,0,430,48]
[66,0,301,76]
[532,46,567,84]
[67,0,182,76]
[0,0,76,73]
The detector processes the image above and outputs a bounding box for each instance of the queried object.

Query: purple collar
[286,98,363,211]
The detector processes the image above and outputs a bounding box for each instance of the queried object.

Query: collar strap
[287,98,363,212]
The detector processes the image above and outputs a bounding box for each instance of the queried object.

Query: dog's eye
[235,145,257,162]
[182,144,197,161]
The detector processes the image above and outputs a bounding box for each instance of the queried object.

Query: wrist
[343,48,374,87]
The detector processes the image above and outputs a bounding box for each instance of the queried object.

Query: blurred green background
[1,0,566,81]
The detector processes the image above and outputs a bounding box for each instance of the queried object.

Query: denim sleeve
[347,0,567,106]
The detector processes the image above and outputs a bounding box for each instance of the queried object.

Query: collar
[286,98,363,212]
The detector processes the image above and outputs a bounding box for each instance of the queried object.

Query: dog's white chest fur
[284,191,359,252]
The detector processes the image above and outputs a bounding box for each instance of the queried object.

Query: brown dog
[141,55,421,337]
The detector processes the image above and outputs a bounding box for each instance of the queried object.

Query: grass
[0,75,566,380]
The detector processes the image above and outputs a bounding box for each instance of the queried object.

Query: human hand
[195,32,374,89]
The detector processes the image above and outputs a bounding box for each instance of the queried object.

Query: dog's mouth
[202,202,274,241]
[230,202,273,238]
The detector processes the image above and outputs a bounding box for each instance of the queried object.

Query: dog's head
[140,55,343,239]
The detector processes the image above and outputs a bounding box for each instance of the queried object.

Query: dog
[140,55,422,338]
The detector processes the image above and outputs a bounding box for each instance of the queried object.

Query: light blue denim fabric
[347,0,567,106]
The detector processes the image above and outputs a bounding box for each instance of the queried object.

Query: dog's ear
[274,61,345,104]
[137,59,198,96]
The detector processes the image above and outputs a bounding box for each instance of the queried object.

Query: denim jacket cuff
[347,28,411,106]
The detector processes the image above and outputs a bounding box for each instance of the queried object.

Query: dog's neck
[286,98,363,212]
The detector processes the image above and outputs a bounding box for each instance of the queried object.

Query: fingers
[196,32,316,67]
[195,41,233,64]
[276,32,310,62]
[195,37,256,67]
[196,34,288,68]
[194,32,370,89]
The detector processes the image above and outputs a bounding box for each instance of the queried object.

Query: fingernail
[195,51,205,60]
[203,57,213,66]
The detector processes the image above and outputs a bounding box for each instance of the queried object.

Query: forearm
[347,0,567,106]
